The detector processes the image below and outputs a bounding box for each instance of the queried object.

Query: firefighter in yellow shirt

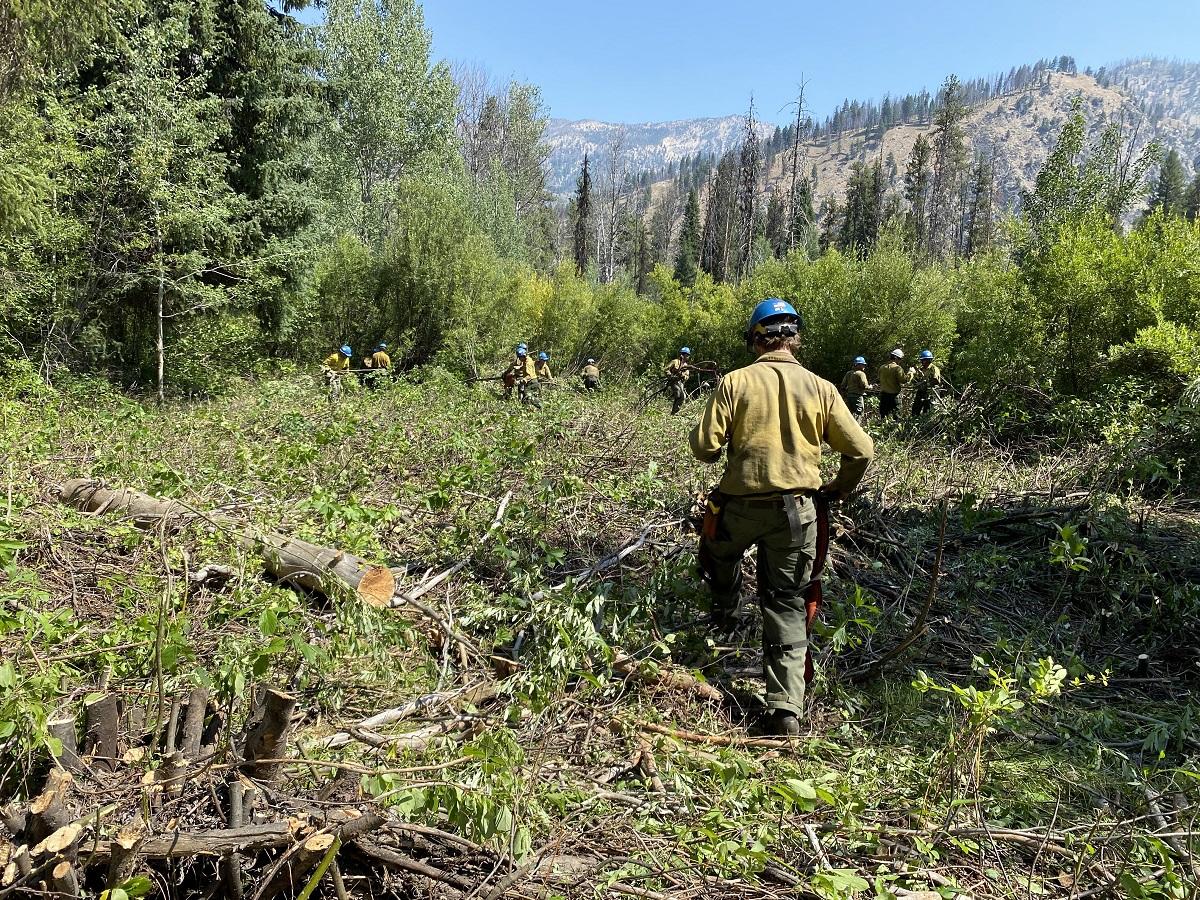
[363,342,391,389]
[910,349,942,416]
[322,344,353,401]
[535,351,554,383]
[502,344,540,407]
[876,349,914,419]
[581,358,600,391]
[691,299,873,735]
[665,347,693,414]
[840,356,871,419]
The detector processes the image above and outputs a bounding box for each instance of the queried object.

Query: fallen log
[87,823,295,860]
[612,653,721,703]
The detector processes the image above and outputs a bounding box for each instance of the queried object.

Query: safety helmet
[854,356,867,366]
[920,349,934,360]
[376,342,388,351]
[516,346,527,357]
[746,298,802,342]
[537,352,549,361]
[339,345,352,356]
[680,347,691,356]
[890,349,904,359]
[586,358,595,364]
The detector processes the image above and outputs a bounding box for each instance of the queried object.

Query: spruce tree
[674,188,701,286]
[965,150,997,256]
[736,101,762,279]
[572,153,591,275]
[925,75,970,258]
[1185,173,1200,222]
[904,134,932,249]
[790,174,816,252]
[1148,149,1187,218]
[765,190,787,258]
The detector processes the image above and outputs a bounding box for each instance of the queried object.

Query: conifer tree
[1185,173,1200,222]
[765,189,787,258]
[904,134,932,249]
[572,153,591,275]
[736,101,761,279]
[966,150,997,256]
[1148,149,1187,218]
[674,188,701,285]
[791,174,816,252]
[925,75,970,258]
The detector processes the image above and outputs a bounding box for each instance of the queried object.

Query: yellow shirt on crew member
[914,363,941,389]
[323,352,350,371]
[535,360,553,382]
[371,351,391,370]
[689,351,874,497]
[582,363,600,379]
[841,369,869,398]
[665,357,692,380]
[877,360,913,395]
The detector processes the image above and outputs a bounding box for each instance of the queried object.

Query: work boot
[762,710,801,737]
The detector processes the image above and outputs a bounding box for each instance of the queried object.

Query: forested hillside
[2,3,1200,900]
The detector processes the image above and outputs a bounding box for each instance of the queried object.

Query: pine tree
[925,75,970,258]
[1185,173,1200,222]
[1148,148,1187,218]
[904,134,932,249]
[790,174,816,252]
[572,153,591,275]
[736,101,761,279]
[818,198,840,252]
[700,152,737,282]
[674,188,701,286]
[965,150,997,256]
[765,189,787,258]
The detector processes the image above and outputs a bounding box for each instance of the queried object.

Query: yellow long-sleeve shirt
[840,369,870,398]
[323,352,350,371]
[535,360,553,381]
[877,360,913,395]
[507,355,537,380]
[914,363,941,389]
[689,351,874,497]
[665,357,692,380]
[371,351,391,370]
[582,364,600,380]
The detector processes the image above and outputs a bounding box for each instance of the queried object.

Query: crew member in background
[364,342,391,389]
[323,344,352,379]
[665,346,693,415]
[503,344,540,407]
[535,351,554,383]
[840,356,871,420]
[876,349,913,419]
[582,358,601,391]
[502,344,529,400]
[910,349,942,417]
[691,299,873,736]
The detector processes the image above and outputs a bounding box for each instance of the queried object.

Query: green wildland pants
[700,493,817,716]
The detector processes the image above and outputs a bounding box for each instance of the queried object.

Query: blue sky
[300,0,1200,125]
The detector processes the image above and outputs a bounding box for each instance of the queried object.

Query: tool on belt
[803,491,831,683]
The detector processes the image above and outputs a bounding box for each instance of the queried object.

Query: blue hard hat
[516,346,527,356]
[537,352,549,361]
[377,342,387,351]
[854,356,867,366]
[920,349,934,360]
[744,297,801,340]
[339,345,352,356]
[680,347,691,355]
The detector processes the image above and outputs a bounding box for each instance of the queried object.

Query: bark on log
[56,479,381,598]
[106,818,147,890]
[84,695,121,772]
[612,654,722,702]
[49,859,80,898]
[88,823,294,859]
[221,780,245,900]
[47,719,87,776]
[242,689,297,782]
[28,771,73,845]
[181,687,209,761]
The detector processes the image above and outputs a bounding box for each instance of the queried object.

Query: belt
[728,491,817,508]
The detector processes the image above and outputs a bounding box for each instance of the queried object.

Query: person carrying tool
[581,358,600,391]
[535,351,554,383]
[840,356,871,420]
[876,348,913,419]
[665,347,693,415]
[502,344,540,407]
[363,342,391,389]
[690,298,874,736]
[322,344,353,402]
[910,350,942,417]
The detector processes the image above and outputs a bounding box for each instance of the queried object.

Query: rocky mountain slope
[545,58,1200,209]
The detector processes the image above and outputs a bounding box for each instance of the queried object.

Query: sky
[301,0,1200,126]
